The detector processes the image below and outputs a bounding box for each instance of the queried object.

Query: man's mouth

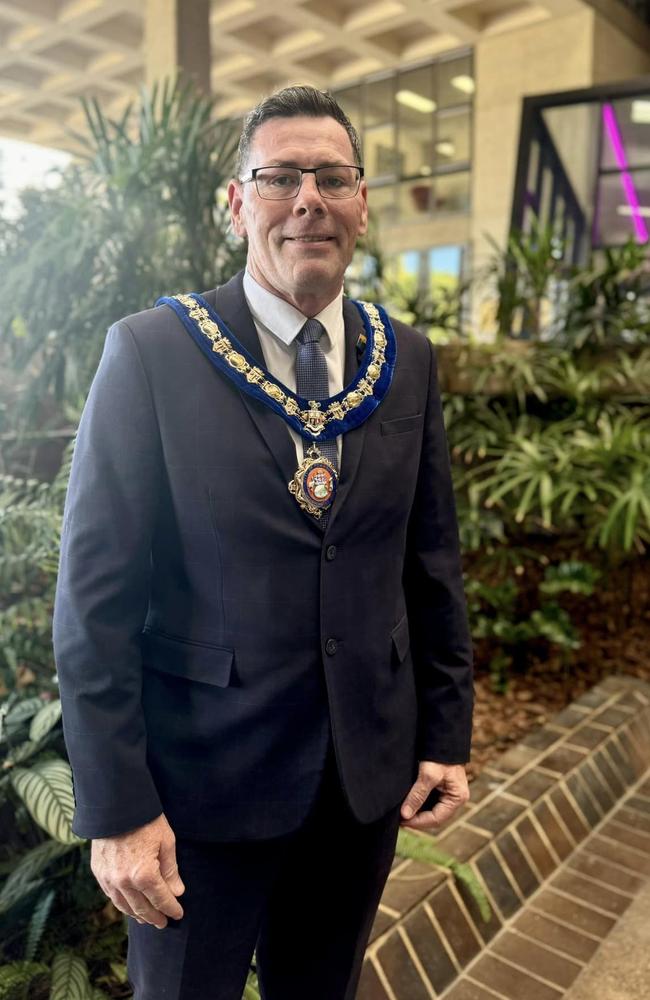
[284,235,334,242]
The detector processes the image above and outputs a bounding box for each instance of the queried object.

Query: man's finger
[400,796,459,830]
[159,840,185,900]
[137,873,184,921]
[110,887,141,921]
[400,778,437,820]
[121,887,167,929]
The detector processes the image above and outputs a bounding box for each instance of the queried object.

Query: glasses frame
[240,165,365,200]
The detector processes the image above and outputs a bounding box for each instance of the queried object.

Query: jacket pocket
[391,613,410,664]
[141,629,233,687]
[380,414,422,436]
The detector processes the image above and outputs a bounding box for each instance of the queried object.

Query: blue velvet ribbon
[155,292,397,442]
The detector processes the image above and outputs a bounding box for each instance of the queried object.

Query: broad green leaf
[4,739,45,767]
[29,700,63,741]
[10,760,83,844]
[49,952,89,1000]
[4,697,43,735]
[0,840,78,912]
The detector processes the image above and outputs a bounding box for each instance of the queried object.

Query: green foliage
[0,842,77,915]
[23,890,56,963]
[243,971,261,1000]
[395,829,491,922]
[466,560,598,691]
[10,761,82,846]
[0,452,71,693]
[0,960,48,1000]
[0,77,245,445]
[487,216,565,339]
[49,951,90,1000]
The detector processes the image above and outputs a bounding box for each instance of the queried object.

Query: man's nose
[293,173,326,214]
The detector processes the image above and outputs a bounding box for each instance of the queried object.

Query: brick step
[358,676,650,999]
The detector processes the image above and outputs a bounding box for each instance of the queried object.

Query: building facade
[0,0,649,311]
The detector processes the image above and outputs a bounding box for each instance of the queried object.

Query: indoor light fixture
[436,141,455,157]
[451,75,475,95]
[617,205,650,217]
[396,89,437,113]
[631,100,650,124]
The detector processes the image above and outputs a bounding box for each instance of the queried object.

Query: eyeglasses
[240,165,364,201]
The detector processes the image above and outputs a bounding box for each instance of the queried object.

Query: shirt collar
[243,270,343,349]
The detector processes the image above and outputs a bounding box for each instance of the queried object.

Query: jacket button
[326,545,337,561]
[325,638,338,656]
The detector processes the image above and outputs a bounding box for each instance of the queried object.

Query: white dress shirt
[242,270,345,465]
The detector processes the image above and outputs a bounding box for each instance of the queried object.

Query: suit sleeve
[53,320,164,838]
[404,337,474,764]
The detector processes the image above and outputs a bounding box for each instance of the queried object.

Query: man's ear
[227,180,247,238]
[358,180,369,237]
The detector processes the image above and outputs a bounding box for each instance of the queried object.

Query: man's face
[228,115,368,313]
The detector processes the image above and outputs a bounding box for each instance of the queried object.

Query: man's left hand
[400,761,469,831]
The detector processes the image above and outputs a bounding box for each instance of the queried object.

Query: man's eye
[321,175,345,188]
[267,173,298,187]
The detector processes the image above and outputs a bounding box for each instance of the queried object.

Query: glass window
[601,99,650,171]
[334,53,472,226]
[396,65,435,180]
[398,178,435,220]
[435,107,471,167]
[364,75,393,129]
[429,245,463,293]
[595,169,650,246]
[335,85,363,142]
[367,183,399,225]
[435,172,471,213]
[437,54,474,110]
[363,77,397,181]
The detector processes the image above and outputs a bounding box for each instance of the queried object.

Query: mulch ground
[468,556,650,780]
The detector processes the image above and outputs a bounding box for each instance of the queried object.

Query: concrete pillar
[144,0,211,94]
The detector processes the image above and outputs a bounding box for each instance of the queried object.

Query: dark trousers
[126,753,401,1000]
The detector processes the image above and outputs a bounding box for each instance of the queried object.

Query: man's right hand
[90,813,185,929]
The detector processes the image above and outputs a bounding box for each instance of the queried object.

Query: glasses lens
[254,167,302,200]
[316,166,360,199]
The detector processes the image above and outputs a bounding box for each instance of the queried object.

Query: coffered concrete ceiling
[0,0,586,150]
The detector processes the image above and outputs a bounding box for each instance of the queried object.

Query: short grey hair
[236,85,362,176]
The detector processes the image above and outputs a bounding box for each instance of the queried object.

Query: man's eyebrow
[260,160,351,168]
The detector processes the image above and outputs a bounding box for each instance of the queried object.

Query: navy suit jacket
[53,271,473,841]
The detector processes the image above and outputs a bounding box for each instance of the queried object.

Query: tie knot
[297,318,325,346]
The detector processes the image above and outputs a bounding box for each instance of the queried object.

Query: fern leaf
[49,952,89,1000]
[0,960,49,1000]
[396,829,458,869]
[0,840,74,913]
[10,760,83,844]
[453,863,492,923]
[395,829,491,921]
[0,878,44,915]
[24,888,56,961]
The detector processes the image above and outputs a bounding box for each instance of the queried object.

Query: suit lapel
[212,273,299,494]
[328,298,368,531]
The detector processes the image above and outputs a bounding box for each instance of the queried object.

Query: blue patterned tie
[295,319,338,475]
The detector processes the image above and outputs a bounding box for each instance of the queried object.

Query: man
[53,86,473,1000]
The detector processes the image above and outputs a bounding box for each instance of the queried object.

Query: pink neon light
[602,103,649,243]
